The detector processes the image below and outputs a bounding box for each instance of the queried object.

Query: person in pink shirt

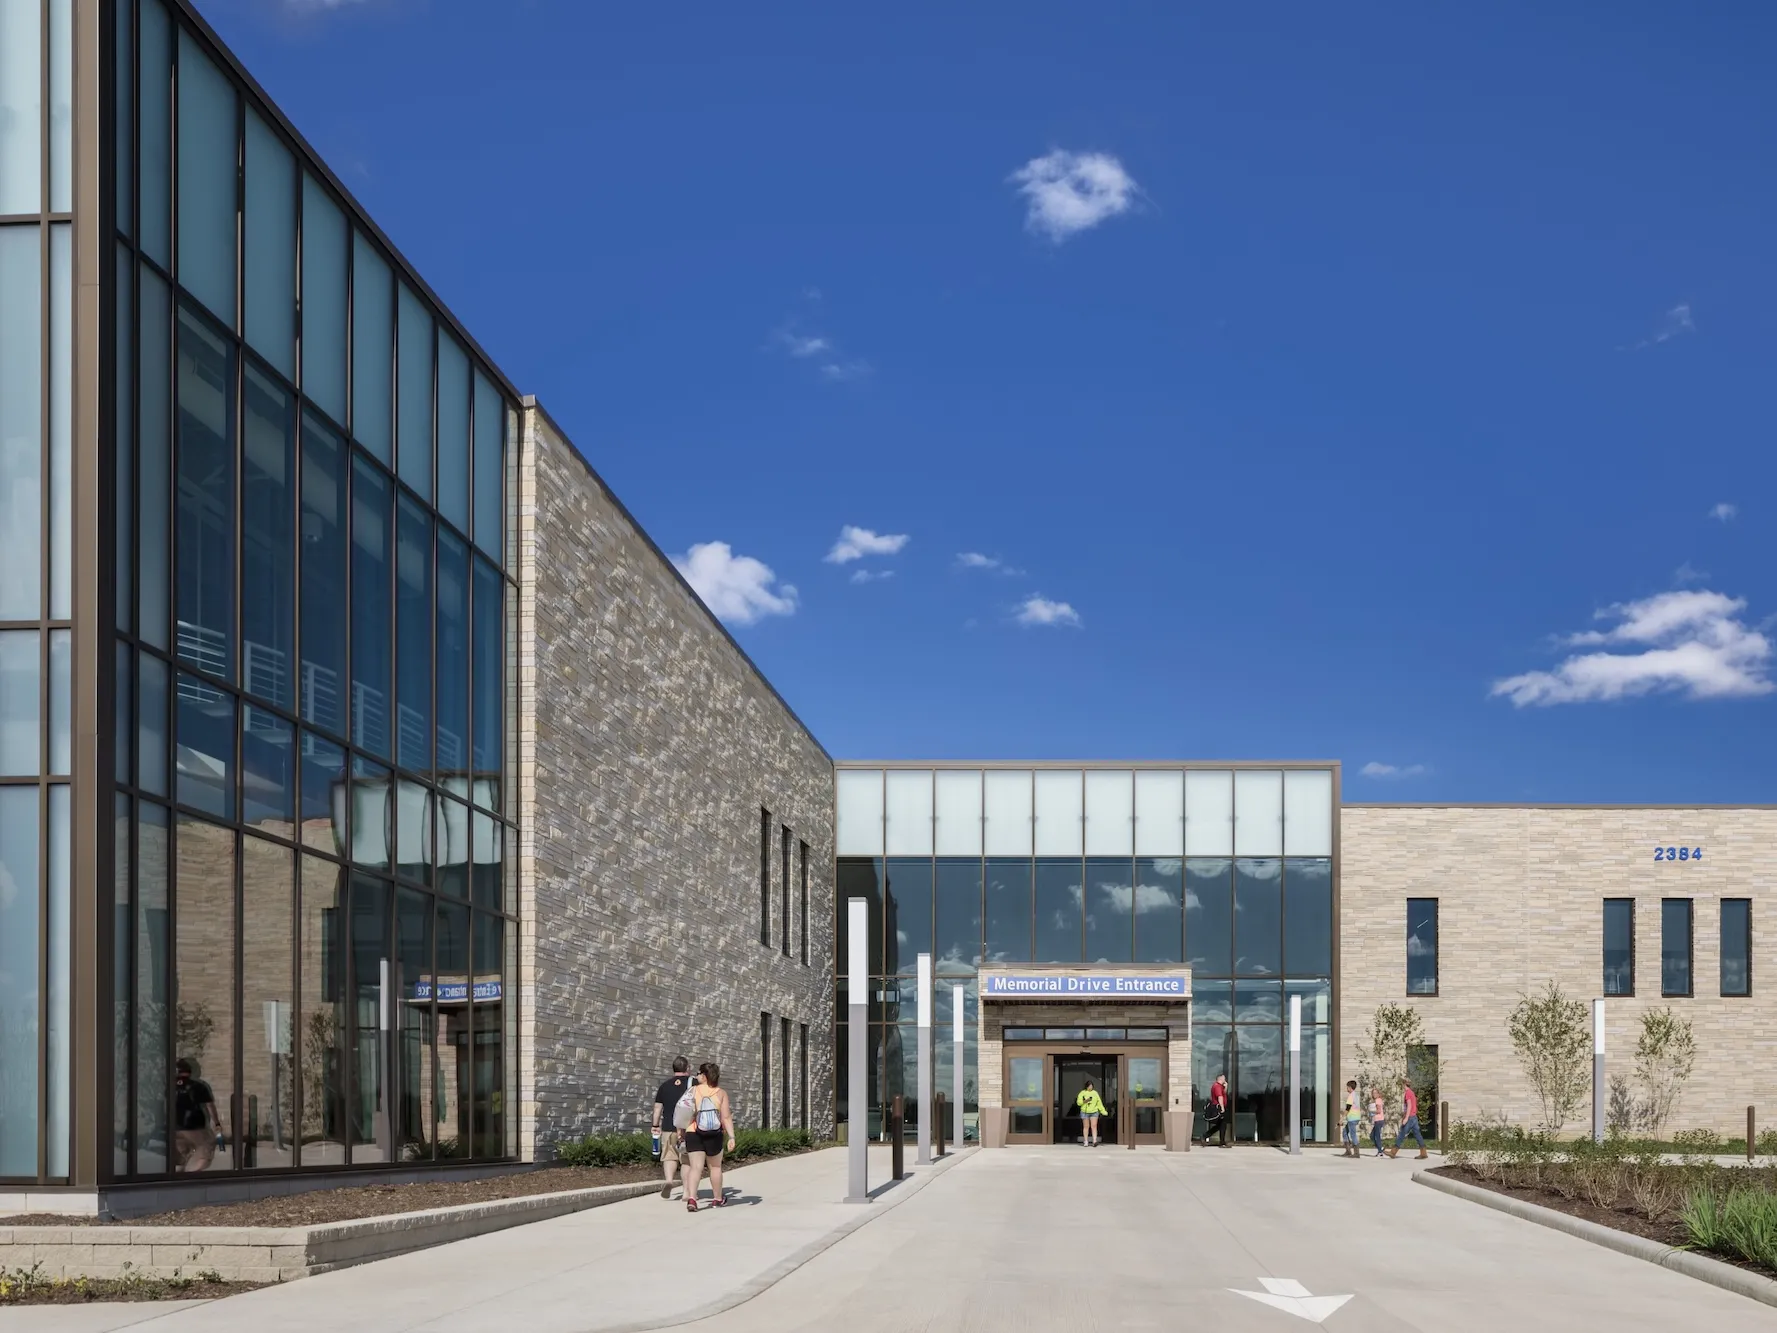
[1388,1079,1428,1159]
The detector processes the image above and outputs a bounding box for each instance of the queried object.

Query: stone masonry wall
[1341,805,1777,1137]
[518,403,835,1158]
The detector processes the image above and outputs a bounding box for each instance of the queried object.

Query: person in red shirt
[1201,1073,1231,1148]
[1388,1080,1428,1159]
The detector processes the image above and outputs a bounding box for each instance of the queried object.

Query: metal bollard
[934,1093,947,1157]
[890,1096,905,1180]
[1750,1106,1757,1163]
[1440,1101,1450,1146]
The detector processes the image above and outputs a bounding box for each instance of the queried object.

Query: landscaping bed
[1,1264,259,1306]
[1442,1127,1777,1281]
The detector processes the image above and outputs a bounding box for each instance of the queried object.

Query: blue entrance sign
[411,979,503,1003]
[982,975,1186,998]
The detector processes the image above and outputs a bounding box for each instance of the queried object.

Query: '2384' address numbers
[1653,847,1702,861]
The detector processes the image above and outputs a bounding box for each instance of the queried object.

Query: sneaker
[660,1182,673,1199]
[1387,1146,1398,1159]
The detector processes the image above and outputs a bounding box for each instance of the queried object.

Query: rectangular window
[175,29,238,326]
[300,176,347,423]
[1662,898,1693,997]
[351,233,392,462]
[759,808,771,947]
[350,458,392,757]
[1603,899,1634,996]
[780,825,791,956]
[175,305,236,681]
[760,1011,772,1130]
[396,283,433,502]
[1406,898,1438,996]
[138,0,170,264]
[799,1023,809,1130]
[243,113,295,378]
[780,1015,791,1130]
[1722,899,1751,997]
[798,840,809,966]
[0,225,41,621]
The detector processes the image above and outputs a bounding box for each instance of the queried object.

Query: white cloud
[1673,561,1709,586]
[780,333,829,358]
[1711,502,1738,523]
[1008,150,1140,242]
[671,542,798,626]
[956,552,1025,576]
[849,569,894,585]
[1626,302,1694,350]
[1491,589,1774,706]
[820,359,872,383]
[825,525,909,564]
[1014,594,1082,628]
[1361,762,1430,780]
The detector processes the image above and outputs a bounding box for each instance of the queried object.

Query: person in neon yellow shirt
[1075,1081,1108,1147]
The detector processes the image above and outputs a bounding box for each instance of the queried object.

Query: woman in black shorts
[681,1063,735,1211]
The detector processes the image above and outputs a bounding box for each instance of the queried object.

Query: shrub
[554,1127,815,1168]
[1633,1009,1697,1141]
[1758,1129,1777,1160]
[1673,1128,1722,1162]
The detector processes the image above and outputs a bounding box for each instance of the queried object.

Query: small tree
[1507,980,1591,1133]
[1354,1002,1425,1124]
[1634,1007,1696,1140]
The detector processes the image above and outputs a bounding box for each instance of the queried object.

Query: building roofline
[522,396,832,765]
[834,760,1342,770]
[1343,802,1777,811]
[169,0,524,407]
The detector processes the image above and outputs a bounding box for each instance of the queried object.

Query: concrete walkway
[12,1145,1776,1332]
[2,1146,958,1333]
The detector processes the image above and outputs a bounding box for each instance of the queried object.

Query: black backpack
[176,1080,211,1130]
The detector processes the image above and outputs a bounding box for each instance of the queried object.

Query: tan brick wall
[1340,806,1777,1137]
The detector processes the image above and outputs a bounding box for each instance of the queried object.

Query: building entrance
[1053,1057,1117,1145]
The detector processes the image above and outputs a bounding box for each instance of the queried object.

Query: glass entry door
[1005,1055,1047,1144]
[1052,1057,1117,1144]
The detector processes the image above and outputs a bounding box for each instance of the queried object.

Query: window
[780,825,790,956]
[1406,898,1438,996]
[1722,899,1751,997]
[1662,899,1693,997]
[780,1015,791,1129]
[798,840,809,965]
[759,808,771,947]
[1603,899,1634,996]
[760,1011,772,1130]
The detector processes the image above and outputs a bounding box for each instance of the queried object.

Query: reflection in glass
[300,176,347,423]
[1233,858,1281,976]
[1283,858,1333,977]
[394,780,431,886]
[241,836,294,1169]
[115,243,133,630]
[135,803,169,1172]
[470,810,501,911]
[298,731,345,853]
[175,306,235,681]
[835,858,882,976]
[1234,1024,1284,1143]
[0,787,39,1174]
[436,531,470,777]
[436,796,469,899]
[1297,1026,1331,1142]
[49,222,70,619]
[298,854,346,1166]
[1034,859,1082,963]
[435,897,468,1156]
[139,651,168,796]
[397,286,434,501]
[470,558,501,801]
[113,794,131,1175]
[0,0,40,210]
[1134,857,1182,964]
[984,857,1032,964]
[116,643,132,784]
[395,498,433,773]
[351,234,392,462]
[242,363,295,710]
[49,628,70,773]
[884,857,932,977]
[933,858,981,975]
[241,704,293,834]
[1235,978,1283,1024]
[1603,898,1633,996]
[1191,979,1232,1023]
[1722,899,1752,997]
[1185,859,1231,977]
[138,266,170,649]
[46,787,70,1174]
[395,887,434,1162]
[1084,857,1133,964]
[436,335,470,531]
[350,754,390,871]
[299,412,347,735]
[175,674,233,820]
[243,113,295,378]
[0,631,38,774]
[1008,1056,1043,1103]
[1407,897,1438,995]
[351,459,392,757]
[1128,1057,1162,1101]
[348,873,389,1161]
[174,814,235,1172]
[0,228,41,620]
[471,369,502,557]
[1191,1024,1231,1118]
[1662,898,1693,997]
[470,912,503,1155]
[175,31,236,324]
[138,0,171,261]
[1285,977,1332,1025]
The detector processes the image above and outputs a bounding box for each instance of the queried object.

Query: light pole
[953,982,965,1147]
[916,954,932,1165]
[1593,998,1606,1144]
[1289,993,1302,1156]
[845,897,870,1203]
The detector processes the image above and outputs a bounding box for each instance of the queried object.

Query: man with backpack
[650,1056,694,1200]
[174,1057,221,1172]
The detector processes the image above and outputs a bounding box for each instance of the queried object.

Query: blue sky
[209,0,1777,801]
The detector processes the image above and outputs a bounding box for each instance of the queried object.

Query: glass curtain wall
[834,767,1336,1145]
[0,0,75,1185]
[108,0,518,1180]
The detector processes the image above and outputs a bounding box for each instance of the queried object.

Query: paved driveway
[689,1147,1772,1332]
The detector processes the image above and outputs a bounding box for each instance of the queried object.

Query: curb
[593,1147,978,1333]
[1412,1170,1777,1310]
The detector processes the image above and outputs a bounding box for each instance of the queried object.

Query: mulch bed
[1430,1166,1777,1282]
[0,1163,666,1229]
[0,1274,260,1306]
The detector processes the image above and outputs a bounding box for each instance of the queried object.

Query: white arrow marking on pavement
[1228,1277,1353,1323]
